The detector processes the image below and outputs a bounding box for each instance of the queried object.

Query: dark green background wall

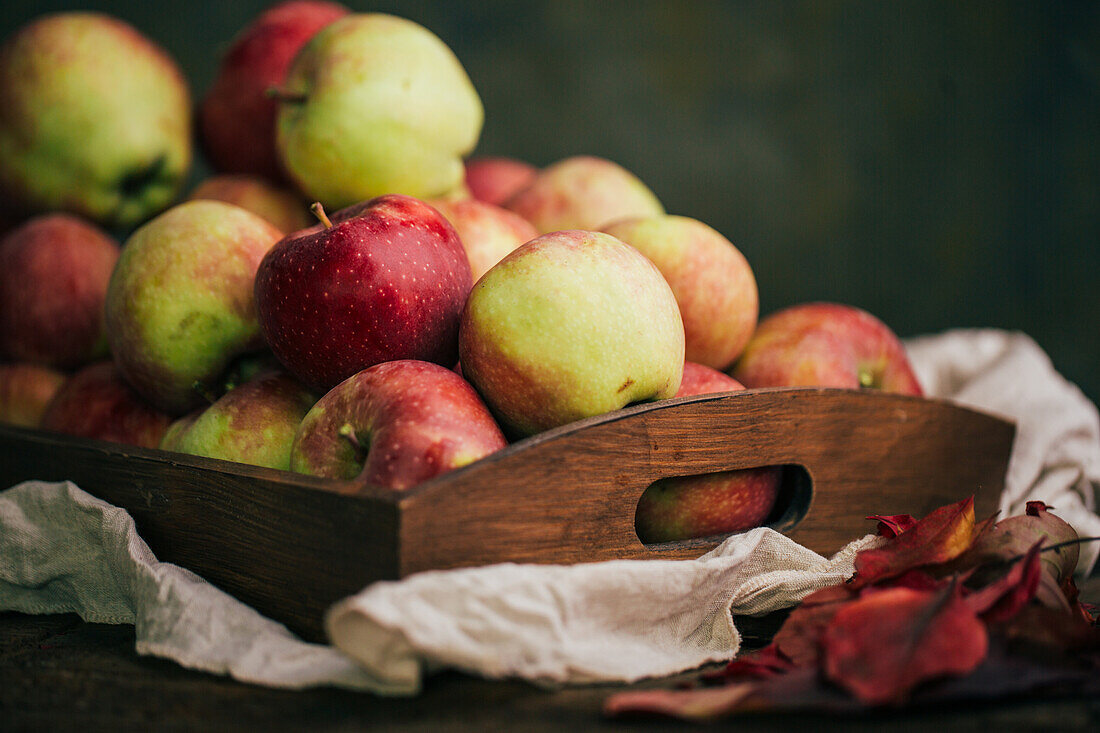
[3,1,1097,404]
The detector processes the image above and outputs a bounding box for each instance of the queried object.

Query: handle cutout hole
[635,464,812,546]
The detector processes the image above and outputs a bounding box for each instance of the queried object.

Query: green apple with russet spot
[459,230,685,437]
[160,369,316,471]
[0,12,192,228]
[275,13,483,209]
[104,200,284,415]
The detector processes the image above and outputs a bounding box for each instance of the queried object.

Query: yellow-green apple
[459,230,685,437]
[603,215,759,371]
[0,12,191,228]
[504,155,664,234]
[188,175,310,234]
[159,370,316,470]
[731,302,923,395]
[635,362,781,543]
[464,156,538,207]
[104,200,283,414]
[275,13,483,208]
[198,0,349,181]
[0,214,119,368]
[255,194,472,393]
[40,361,172,449]
[0,363,66,428]
[425,197,538,282]
[290,359,506,489]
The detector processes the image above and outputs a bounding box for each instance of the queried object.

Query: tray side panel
[0,425,398,641]
[398,389,1015,573]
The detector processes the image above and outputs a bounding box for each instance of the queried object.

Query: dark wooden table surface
[4,576,1099,732]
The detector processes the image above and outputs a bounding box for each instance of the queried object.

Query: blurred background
[2,1,1097,404]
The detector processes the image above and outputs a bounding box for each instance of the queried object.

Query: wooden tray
[0,387,1015,641]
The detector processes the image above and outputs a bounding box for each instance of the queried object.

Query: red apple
[290,359,506,489]
[464,156,538,207]
[731,302,923,395]
[188,174,310,234]
[425,197,538,281]
[0,362,66,428]
[255,194,472,392]
[199,0,349,180]
[603,215,759,371]
[634,362,782,543]
[0,214,120,368]
[40,361,172,449]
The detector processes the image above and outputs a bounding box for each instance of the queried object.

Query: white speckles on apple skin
[255,194,472,393]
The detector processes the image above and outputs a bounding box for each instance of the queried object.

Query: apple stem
[192,381,218,405]
[338,422,363,451]
[311,202,333,229]
[265,86,308,104]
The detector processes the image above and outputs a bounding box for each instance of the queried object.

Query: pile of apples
[0,3,924,543]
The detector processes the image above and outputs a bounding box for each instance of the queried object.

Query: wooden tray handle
[398,388,1016,573]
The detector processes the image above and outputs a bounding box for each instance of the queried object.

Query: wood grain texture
[0,387,1015,641]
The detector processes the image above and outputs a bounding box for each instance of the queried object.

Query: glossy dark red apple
[254,194,472,392]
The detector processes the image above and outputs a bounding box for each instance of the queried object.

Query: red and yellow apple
[0,12,192,227]
[504,155,664,234]
[464,156,538,207]
[290,359,506,489]
[603,215,759,371]
[426,197,538,282]
[104,200,284,414]
[40,361,172,449]
[459,230,685,437]
[188,175,310,235]
[0,363,67,428]
[0,214,119,368]
[635,362,781,543]
[731,302,923,395]
[275,13,483,208]
[160,369,316,470]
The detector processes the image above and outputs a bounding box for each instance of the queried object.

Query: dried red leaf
[852,496,978,587]
[965,540,1043,623]
[878,568,951,592]
[603,682,763,721]
[705,644,796,682]
[868,513,918,538]
[1026,500,1053,514]
[770,584,857,666]
[821,582,988,705]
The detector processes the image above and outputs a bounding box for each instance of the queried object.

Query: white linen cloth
[1,329,1097,695]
